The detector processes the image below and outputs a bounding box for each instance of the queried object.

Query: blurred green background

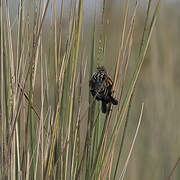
[6,0,180,179]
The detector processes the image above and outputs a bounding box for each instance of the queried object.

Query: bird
[89,66,118,113]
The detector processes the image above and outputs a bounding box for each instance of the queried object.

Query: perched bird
[89,66,118,113]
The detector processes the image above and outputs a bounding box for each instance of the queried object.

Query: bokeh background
[6,0,180,179]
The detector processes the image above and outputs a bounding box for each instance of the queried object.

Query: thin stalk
[65,0,83,179]
[113,93,134,180]
[118,103,144,180]
[113,0,129,91]
[46,56,67,177]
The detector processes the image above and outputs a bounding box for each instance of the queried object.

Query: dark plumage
[89,66,118,113]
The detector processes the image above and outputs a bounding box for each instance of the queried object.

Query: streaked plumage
[89,66,118,113]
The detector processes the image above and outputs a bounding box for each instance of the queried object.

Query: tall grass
[0,0,161,179]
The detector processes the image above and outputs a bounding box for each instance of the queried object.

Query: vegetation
[2,0,178,180]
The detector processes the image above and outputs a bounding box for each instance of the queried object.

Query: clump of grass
[0,0,160,179]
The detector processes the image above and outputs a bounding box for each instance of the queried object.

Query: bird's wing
[105,75,113,87]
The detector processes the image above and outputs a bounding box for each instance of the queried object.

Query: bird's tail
[101,101,107,113]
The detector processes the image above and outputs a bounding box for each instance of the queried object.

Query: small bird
[89,66,118,113]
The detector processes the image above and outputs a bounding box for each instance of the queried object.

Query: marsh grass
[0,0,161,179]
